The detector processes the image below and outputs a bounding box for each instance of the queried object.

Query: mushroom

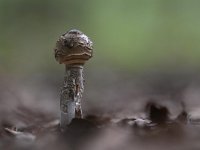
[54,29,93,129]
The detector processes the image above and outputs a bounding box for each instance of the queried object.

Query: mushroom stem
[60,64,84,129]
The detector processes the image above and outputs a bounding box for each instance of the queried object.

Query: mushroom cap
[54,29,93,65]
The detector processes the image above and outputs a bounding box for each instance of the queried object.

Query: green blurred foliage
[0,0,200,75]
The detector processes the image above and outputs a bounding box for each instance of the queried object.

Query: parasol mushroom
[54,29,93,130]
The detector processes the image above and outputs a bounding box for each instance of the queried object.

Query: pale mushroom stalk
[54,29,93,129]
[60,65,84,125]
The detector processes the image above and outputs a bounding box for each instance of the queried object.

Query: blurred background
[1,0,200,149]
[0,0,200,114]
[0,0,200,74]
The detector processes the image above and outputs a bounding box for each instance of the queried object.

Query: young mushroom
[54,29,93,130]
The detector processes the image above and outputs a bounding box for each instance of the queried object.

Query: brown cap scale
[54,29,93,130]
[55,29,93,65]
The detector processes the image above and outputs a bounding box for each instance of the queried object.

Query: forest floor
[1,70,200,150]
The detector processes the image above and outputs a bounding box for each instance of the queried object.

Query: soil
[1,70,200,150]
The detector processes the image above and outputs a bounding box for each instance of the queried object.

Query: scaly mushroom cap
[54,29,93,65]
